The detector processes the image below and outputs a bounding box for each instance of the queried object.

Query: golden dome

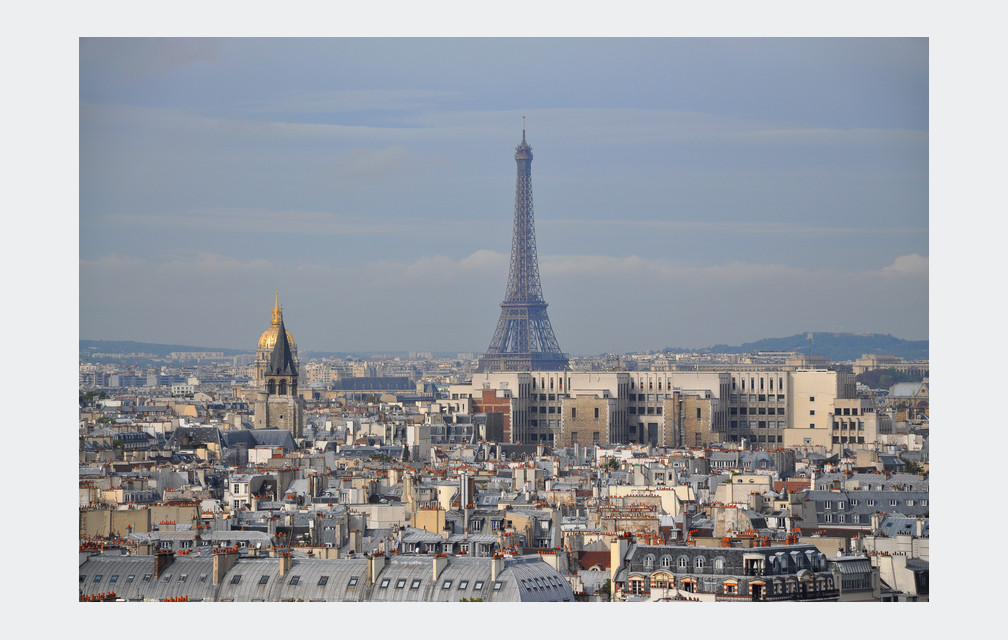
[257,292,297,351]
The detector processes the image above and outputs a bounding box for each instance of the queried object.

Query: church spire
[267,313,298,377]
[272,290,282,327]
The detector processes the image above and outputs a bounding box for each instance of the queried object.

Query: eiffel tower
[478,124,568,372]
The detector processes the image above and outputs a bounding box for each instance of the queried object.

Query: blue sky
[79,37,928,355]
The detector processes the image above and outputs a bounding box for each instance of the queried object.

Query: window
[442,580,452,590]
[379,578,390,589]
[809,396,815,402]
[231,575,242,585]
[493,581,503,590]
[837,502,845,509]
[474,581,484,590]
[661,555,672,568]
[810,409,815,415]
[594,407,599,419]
[824,501,832,509]
[644,555,654,570]
[142,574,152,583]
[110,575,119,583]
[867,499,875,506]
[289,575,300,585]
[695,556,705,569]
[678,556,688,569]
[93,575,103,583]
[318,576,329,586]
[396,579,406,589]
[259,575,269,586]
[458,580,469,590]
[348,577,359,588]
[126,575,135,583]
[571,408,576,418]
[824,514,833,523]
[178,574,187,583]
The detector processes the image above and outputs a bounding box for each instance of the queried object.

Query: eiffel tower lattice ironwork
[478,125,568,372]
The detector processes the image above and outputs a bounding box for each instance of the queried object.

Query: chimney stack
[212,549,239,585]
[491,555,505,582]
[433,554,448,581]
[154,550,174,579]
[369,552,387,585]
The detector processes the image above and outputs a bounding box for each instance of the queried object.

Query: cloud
[81,38,223,81]
[877,253,928,278]
[97,207,429,237]
[244,89,464,116]
[326,145,415,181]
[541,218,928,237]
[80,249,927,353]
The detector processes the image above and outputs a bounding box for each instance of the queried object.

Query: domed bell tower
[252,293,304,438]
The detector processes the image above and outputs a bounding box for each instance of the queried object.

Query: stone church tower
[253,294,304,437]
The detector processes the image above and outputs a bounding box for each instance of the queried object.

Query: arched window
[644,555,654,570]
[677,556,688,570]
[713,556,725,571]
[279,380,287,395]
[266,380,276,395]
[650,572,672,589]
[661,555,672,568]
[695,556,705,570]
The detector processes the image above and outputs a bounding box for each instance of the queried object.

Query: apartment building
[449,369,868,452]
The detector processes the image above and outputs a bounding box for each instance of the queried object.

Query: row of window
[265,575,509,592]
[628,406,662,415]
[731,407,786,415]
[628,394,671,402]
[832,421,865,430]
[729,421,787,429]
[85,572,209,584]
[730,394,787,402]
[823,498,925,509]
[642,555,724,571]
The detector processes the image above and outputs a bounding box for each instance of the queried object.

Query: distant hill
[675,332,928,362]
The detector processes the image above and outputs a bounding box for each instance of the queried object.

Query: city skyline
[79,38,928,354]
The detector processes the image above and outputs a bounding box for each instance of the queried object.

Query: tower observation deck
[477,126,568,373]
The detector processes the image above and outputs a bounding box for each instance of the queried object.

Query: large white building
[445,368,873,453]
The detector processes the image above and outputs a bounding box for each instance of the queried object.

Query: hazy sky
[79,37,928,355]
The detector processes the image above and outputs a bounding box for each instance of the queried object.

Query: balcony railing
[715,588,839,602]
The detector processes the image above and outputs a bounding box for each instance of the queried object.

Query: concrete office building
[449,368,870,453]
